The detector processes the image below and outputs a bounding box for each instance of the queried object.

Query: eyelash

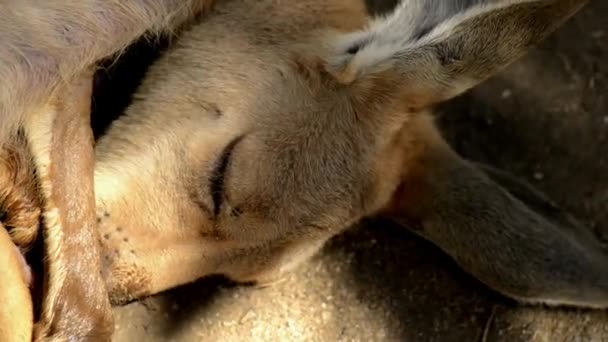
[209,136,244,216]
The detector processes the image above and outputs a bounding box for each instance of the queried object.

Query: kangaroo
[0,0,600,340]
[0,2,215,340]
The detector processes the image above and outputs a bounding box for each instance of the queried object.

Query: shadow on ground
[96,0,608,341]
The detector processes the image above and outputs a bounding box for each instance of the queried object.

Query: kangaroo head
[93,0,595,305]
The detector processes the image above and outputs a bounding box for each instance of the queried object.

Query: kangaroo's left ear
[326,0,588,110]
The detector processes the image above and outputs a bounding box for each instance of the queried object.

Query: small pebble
[533,172,544,180]
[501,89,512,99]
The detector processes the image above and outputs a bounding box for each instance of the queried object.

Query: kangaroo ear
[382,148,608,309]
[326,0,588,110]
[375,114,608,308]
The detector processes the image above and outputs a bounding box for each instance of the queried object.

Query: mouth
[209,135,244,216]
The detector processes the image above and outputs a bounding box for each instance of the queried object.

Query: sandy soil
[90,1,608,341]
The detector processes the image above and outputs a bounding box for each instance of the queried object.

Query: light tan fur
[0,0,214,145]
[90,0,599,307]
[0,0,600,340]
[0,223,32,342]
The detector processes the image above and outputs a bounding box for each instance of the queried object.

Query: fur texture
[0,0,596,340]
[89,0,597,307]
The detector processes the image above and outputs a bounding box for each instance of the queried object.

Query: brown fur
[23,73,115,341]
[0,0,599,340]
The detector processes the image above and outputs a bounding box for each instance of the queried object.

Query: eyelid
[209,135,244,216]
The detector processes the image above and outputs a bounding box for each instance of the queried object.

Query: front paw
[0,135,41,250]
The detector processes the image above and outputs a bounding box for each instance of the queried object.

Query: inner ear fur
[326,0,589,110]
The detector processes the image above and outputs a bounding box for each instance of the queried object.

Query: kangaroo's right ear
[325,0,588,110]
[380,144,608,309]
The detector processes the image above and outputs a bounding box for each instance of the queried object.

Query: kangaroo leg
[23,73,113,341]
[380,114,608,309]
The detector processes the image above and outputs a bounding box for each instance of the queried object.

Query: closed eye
[209,135,244,216]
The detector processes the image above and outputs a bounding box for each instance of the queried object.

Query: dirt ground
[91,1,608,341]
